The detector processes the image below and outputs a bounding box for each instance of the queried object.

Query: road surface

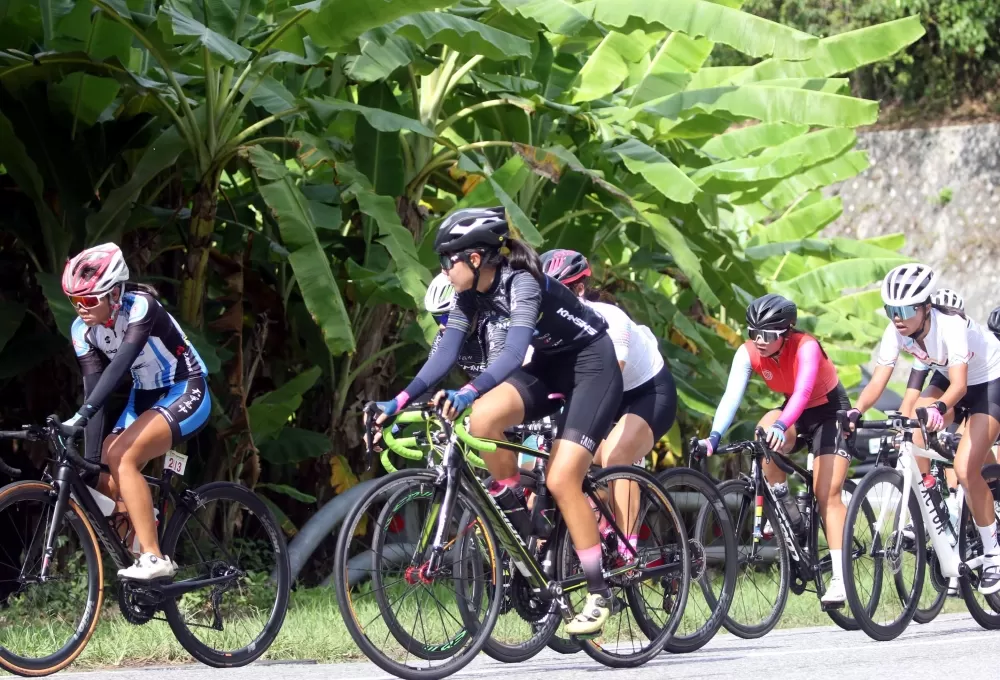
[59,614,997,680]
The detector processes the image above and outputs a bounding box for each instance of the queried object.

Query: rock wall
[823,122,1000,324]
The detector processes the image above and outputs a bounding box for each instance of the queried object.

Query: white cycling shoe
[118,552,177,581]
[978,557,1000,595]
[821,576,847,605]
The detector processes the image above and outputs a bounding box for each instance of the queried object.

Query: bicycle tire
[843,467,925,642]
[0,481,103,677]
[958,481,1000,630]
[657,468,737,653]
[556,465,690,668]
[912,548,948,624]
[160,481,290,667]
[814,478,867,632]
[334,470,503,680]
[717,479,790,639]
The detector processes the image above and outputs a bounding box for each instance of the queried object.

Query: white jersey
[585,301,664,391]
[876,309,1000,385]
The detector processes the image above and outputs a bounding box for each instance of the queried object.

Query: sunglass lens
[71,295,100,308]
[885,305,917,320]
[748,329,780,343]
[439,254,454,271]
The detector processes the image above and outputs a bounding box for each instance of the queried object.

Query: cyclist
[63,244,210,581]
[932,288,964,311]
[369,207,623,636]
[850,264,1000,593]
[540,249,677,557]
[989,305,1000,341]
[698,293,853,605]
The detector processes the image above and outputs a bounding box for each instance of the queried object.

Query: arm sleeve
[777,339,821,428]
[77,300,154,419]
[906,368,930,392]
[401,326,465,399]
[82,372,106,463]
[710,345,753,438]
[469,326,533,393]
[507,272,542,330]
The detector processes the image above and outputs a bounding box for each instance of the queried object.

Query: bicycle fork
[36,465,76,580]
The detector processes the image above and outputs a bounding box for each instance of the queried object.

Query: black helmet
[434,207,509,254]
[747,293,797,331]
[989,306,1000,335]
[540,249,591,285]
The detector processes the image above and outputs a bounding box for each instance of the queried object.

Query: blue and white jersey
[71,291,206,390]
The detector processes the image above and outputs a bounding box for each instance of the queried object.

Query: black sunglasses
[439,253,462,271]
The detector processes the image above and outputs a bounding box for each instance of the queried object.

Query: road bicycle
[692,428,870,638]
[333,403,690,680]
[0,416,290,676]
[841,409,1000,641]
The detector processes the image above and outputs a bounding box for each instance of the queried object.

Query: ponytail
[931,303,966,320]
[485,238,544,283]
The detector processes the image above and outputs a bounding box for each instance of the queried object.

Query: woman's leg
[105,411,173,558]
[758,409,798,485]
[953,412,1000,592]
[468,382,526,482]
[597,414,654,551]
[910,387,952,476]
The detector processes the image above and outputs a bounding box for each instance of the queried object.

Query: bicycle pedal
[820,601,845,611]
[569,631,600,641]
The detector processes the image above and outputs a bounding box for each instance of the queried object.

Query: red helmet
[540,249,591,285]
[61,243,129,296]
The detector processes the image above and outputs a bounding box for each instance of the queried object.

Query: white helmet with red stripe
[61,243,130,296]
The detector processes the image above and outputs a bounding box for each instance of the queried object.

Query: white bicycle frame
[874,435,985,579]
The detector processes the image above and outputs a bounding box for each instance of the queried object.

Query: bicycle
[692,428,871,638]
[0,416,290,676]
[334,403,691,680]
[841,408,1000,641]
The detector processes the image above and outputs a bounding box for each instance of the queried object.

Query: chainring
[118,582,157,626]
[510,572,548,623]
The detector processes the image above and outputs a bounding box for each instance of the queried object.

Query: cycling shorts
[113,377,211,446]
[506,334,623,454]
[617,365,677,443]
[927,373,1000,421]
[786,383,852,459]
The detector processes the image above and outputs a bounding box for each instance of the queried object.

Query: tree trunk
[179,173,221,327]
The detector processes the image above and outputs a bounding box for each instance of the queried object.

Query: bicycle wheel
[0,481,103,676]
[555,466,690,668]
[957,470,1000,630]
[160,481,290,667]
[334,470,502,680]
[658,468,736,653]
[717,479,789,639]
[843,467,925,641]
[912,547,948,624]
[814,478,866,631]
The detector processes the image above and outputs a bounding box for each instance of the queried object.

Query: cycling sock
[496,475,521,490]
[576,544,610,595]
[830,549,844,581]
[977,521,1000,556]
[617,534,639,557]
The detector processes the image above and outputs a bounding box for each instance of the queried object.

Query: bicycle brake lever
[362,402,380,471]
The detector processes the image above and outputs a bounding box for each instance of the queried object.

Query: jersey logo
[555,307,598,335]
[762,369,774,380]
[176,345,186,356]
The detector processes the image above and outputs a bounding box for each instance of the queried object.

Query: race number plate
[164,450,188,476]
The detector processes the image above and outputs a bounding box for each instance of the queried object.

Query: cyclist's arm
[467,275,542,394]
[76,302,154,420]
[708,345,753,447]
[397,326,465,404]
[856,325,903,414]
[775,338,821,429]
[898,366,928,416]
[938,317,971,409]
[71,319,109,461]
[940,362,969,410]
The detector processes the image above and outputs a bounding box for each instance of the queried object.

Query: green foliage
[732,0,1000,104]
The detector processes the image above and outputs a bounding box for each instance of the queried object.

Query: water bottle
[945,491,960,535]
[490,483,532,538]
[795,491,811,536]
[86,487,116,517]
[772,482,803,535]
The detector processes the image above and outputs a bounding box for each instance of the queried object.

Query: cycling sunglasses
[747,327,786,343]
[69,292,110,309]
[433,312,449,327]
[438,253,463,271]
[884,304,921,320]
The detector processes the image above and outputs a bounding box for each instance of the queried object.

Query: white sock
[976,522,1000,557]
[830,549,844,581]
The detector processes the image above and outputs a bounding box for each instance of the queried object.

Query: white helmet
[931,288,964,311]
[881,263,938,307]
[61,243,129,296]
[424,272,455,314]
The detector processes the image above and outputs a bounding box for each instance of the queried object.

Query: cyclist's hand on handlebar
[844,408,861,432]
[433,385,477,422]
[765,423,787,451]
[365,398,402,427]
[63,413,87,429]
[921,404,945,432]
[697,438,714,457]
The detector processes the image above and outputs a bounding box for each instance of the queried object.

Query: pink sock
[576,544,602,571]
[497,475,521,489]
[618,535,639,556]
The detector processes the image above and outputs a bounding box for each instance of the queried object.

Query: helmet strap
[914,303,932,340]
[104,284,124,328]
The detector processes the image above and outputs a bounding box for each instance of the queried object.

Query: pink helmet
[61,243,129,296]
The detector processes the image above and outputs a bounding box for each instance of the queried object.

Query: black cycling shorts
[618,365,677,443]
[112,377,211,446]
[926,373,1000,421]
[506,334,623,453]
[787,383,852,459]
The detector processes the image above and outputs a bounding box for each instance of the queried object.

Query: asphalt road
[59,614,998,680]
